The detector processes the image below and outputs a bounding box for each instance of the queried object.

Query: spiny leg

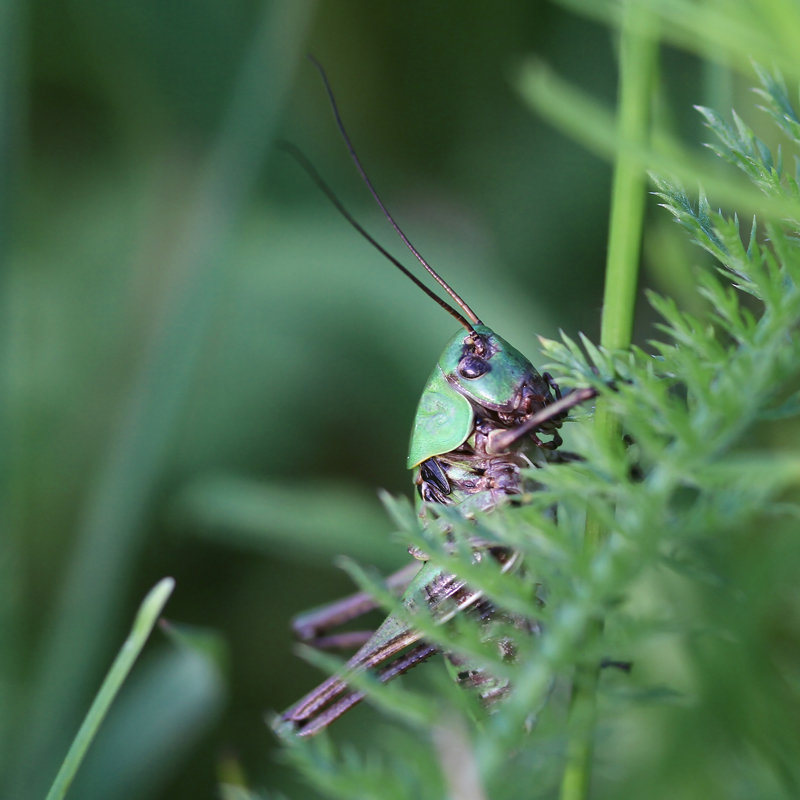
[292,561,421,648]
[290,643,439,737]
[282,562,479,736]
[281,623,427,732]
[487,386,598,454]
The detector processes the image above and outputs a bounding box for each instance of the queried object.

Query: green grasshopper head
[440,324,554,423]
[407,324,558,468]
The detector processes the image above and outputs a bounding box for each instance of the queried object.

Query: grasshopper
[276,60,596,737]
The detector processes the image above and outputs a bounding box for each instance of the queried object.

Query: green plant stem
[559,5,657,800]
[45,578,175,800]
[600,15,655,354]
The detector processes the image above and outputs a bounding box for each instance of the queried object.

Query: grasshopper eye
[458,355,490,379]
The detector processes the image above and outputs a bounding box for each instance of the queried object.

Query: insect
[276,59,596,737]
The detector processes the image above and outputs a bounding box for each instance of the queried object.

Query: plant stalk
[559,4,657,798]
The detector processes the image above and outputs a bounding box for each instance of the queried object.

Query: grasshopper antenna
[308,55,482,328]
[278,141,475,331]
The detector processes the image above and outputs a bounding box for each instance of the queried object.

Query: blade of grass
[44,578,175,800]
[9,3,315,795]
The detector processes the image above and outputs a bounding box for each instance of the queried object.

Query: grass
[45,579,175,800]
[7,2,800,798]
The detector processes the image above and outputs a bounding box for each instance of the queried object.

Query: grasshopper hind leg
[291,561,420,648]
[281,642,439,738]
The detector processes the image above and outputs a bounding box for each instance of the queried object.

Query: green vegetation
[4,1,800,798]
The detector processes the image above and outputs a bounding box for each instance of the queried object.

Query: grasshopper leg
[285,642,438,737]
[291,561,421,646]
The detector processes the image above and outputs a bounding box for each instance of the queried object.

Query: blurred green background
[3,1,718,797]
